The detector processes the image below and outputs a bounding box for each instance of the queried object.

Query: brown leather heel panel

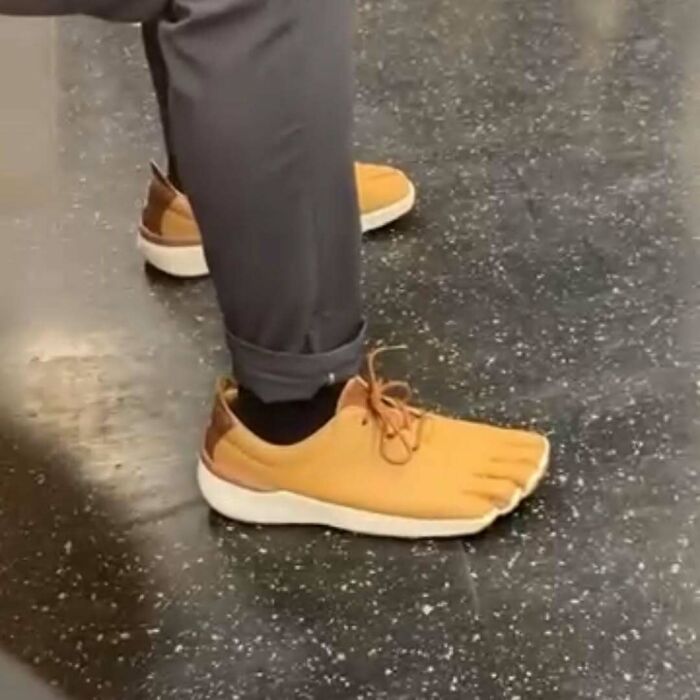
[204,385,237,459]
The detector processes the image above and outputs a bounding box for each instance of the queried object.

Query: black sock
[233,383,346,445]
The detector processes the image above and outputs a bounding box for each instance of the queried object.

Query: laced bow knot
[363,347,426,465]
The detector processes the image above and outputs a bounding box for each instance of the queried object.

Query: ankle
[233,383,345,445]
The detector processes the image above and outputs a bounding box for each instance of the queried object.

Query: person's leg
[158,0,549,535]
[157,0,364,413]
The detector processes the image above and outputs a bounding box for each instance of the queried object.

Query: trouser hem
[226,322,366,402]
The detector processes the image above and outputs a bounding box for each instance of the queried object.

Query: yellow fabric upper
[204,374,548,521]
[354,162,413,215]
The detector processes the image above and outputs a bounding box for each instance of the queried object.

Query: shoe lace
[364,346,427,465]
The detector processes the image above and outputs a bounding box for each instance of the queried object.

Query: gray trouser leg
[158,0,365,402]
[1,0,365,402]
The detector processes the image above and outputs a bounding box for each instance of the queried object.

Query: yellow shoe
[137,161,416,278]
[354,162,416,232]
[138,163,203,277]
[198,351,549,539]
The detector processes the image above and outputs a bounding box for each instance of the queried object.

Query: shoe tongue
[336,377,369,412]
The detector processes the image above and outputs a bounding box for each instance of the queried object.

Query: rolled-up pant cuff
[227,323,366,403]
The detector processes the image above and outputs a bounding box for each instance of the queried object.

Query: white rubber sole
[361,182,416,233]
[137,184,415,279]
[137,231,208,278]
[197,437,549,539]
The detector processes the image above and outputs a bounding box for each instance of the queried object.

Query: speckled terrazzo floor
[2,2,700,698]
